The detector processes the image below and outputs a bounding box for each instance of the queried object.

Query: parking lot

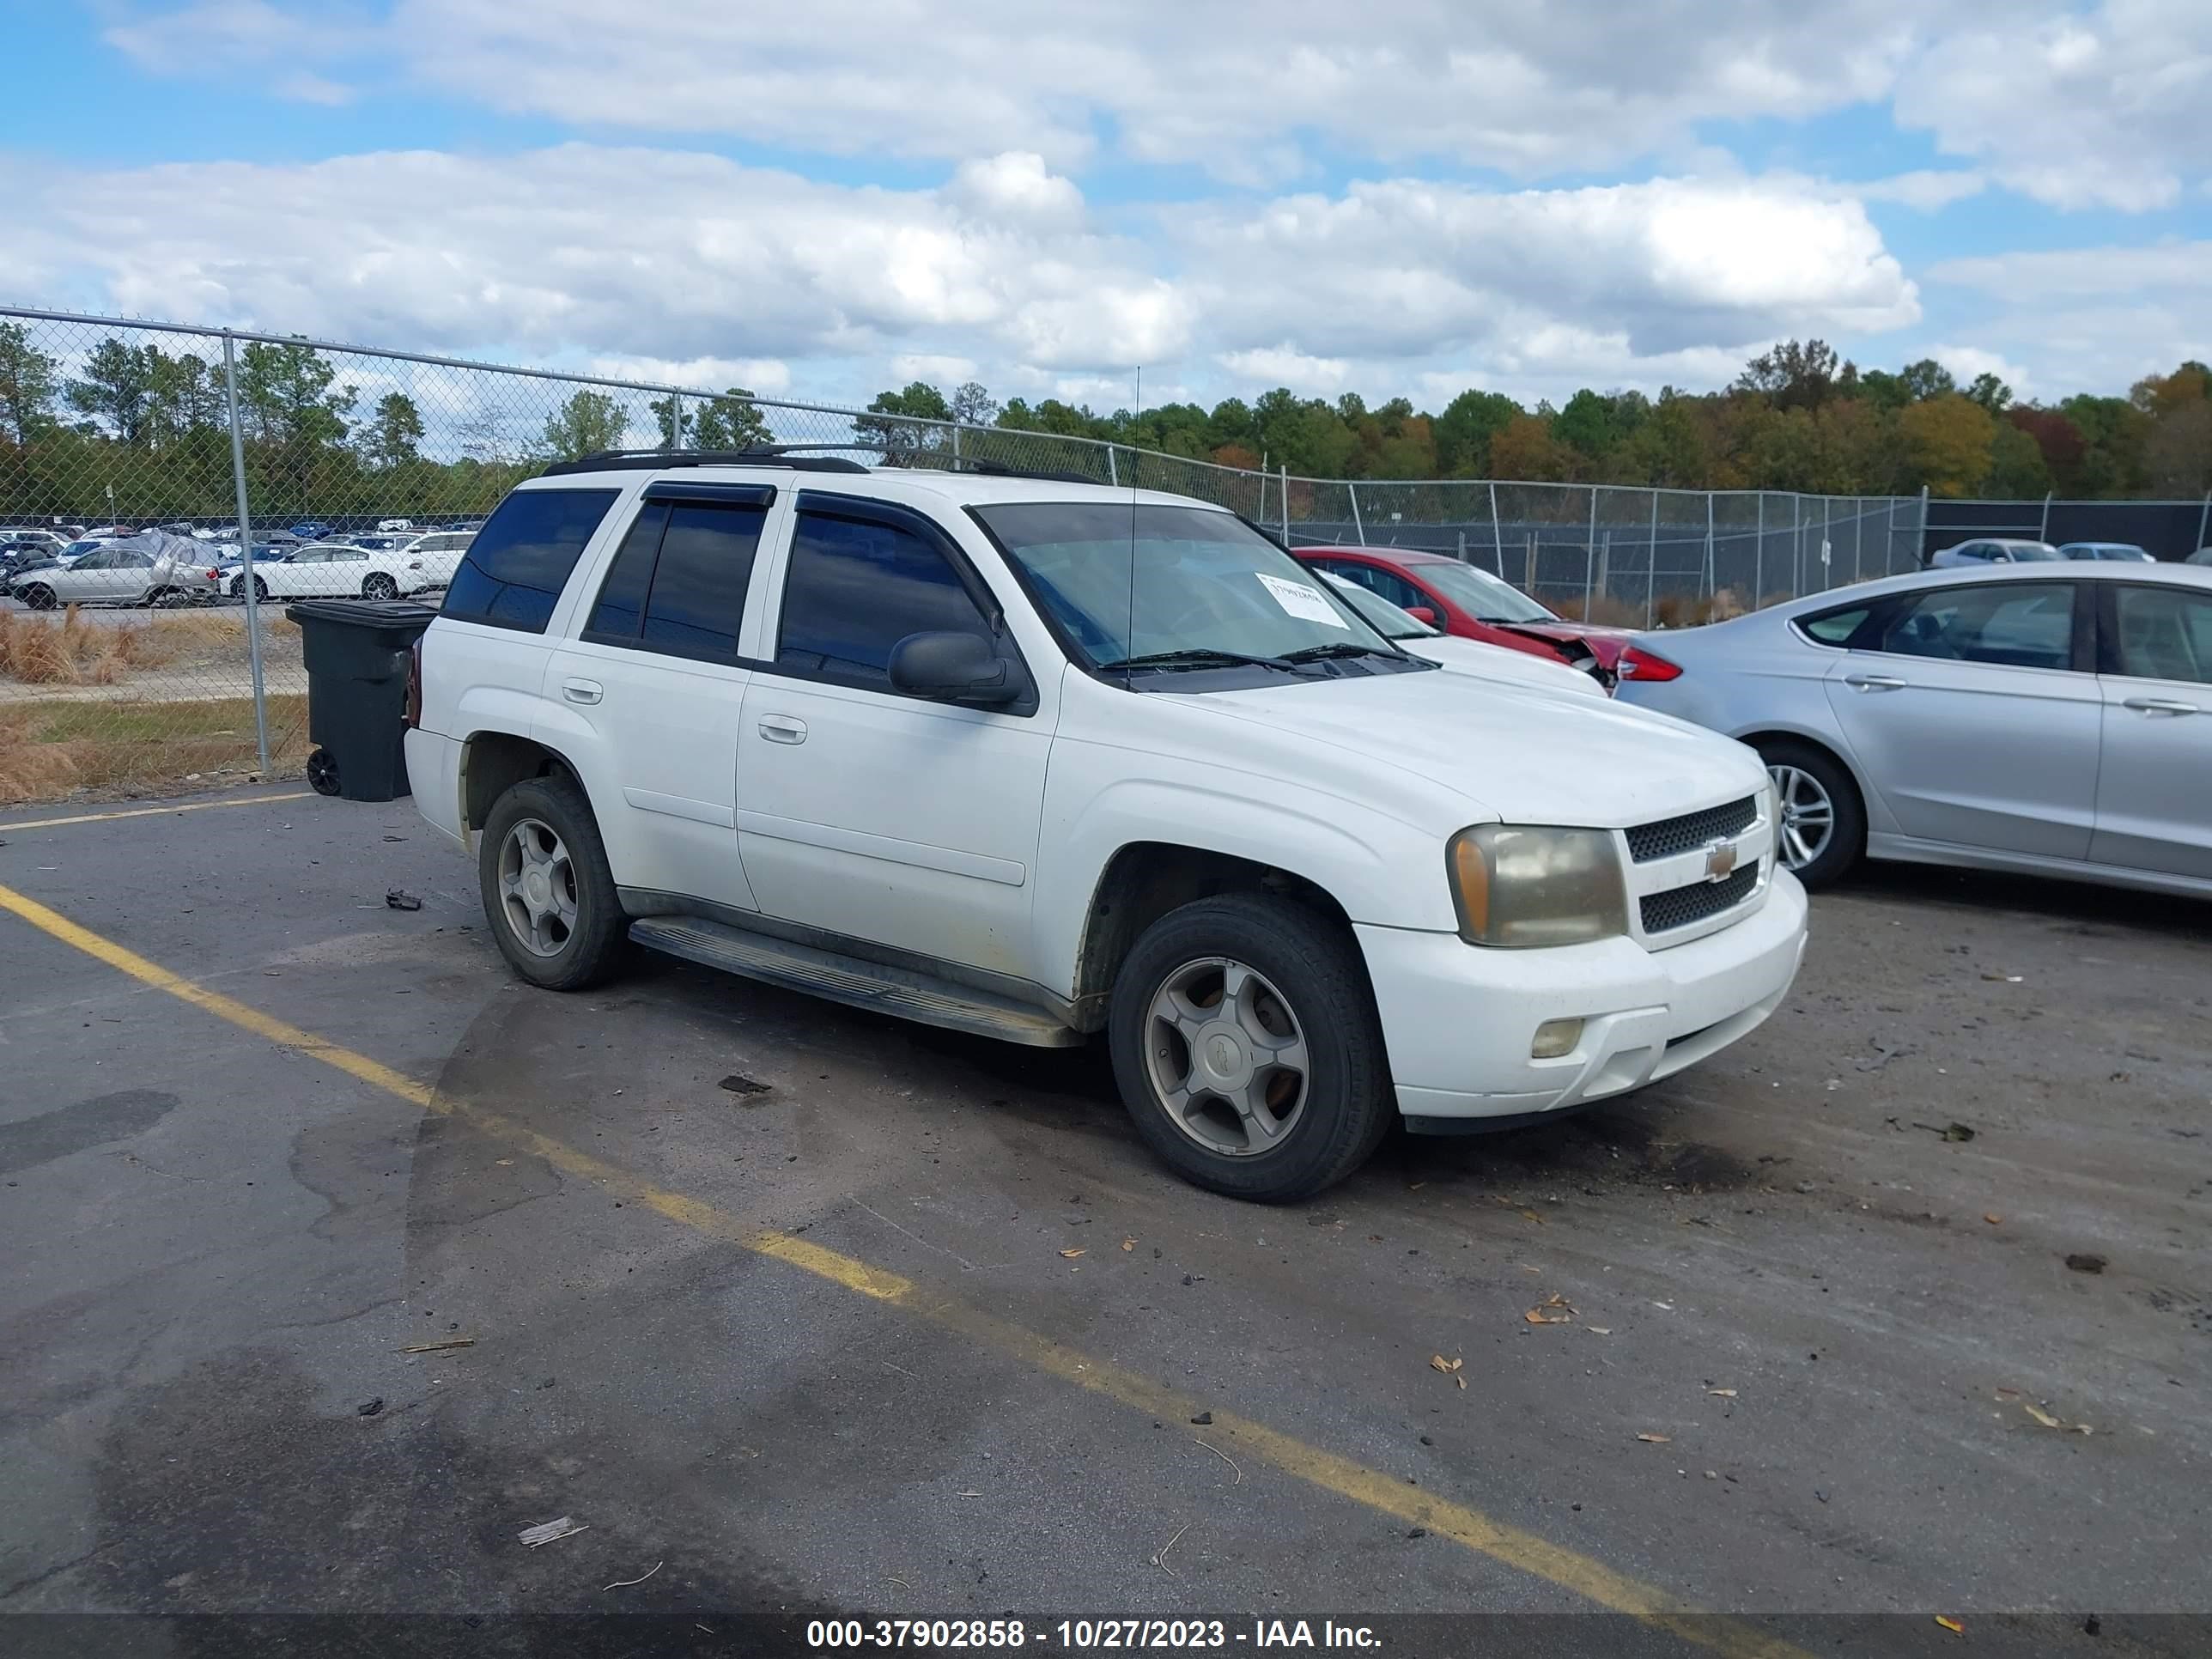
[2,788,2206,1655]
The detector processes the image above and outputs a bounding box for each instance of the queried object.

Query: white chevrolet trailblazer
[406,453,1808,1200]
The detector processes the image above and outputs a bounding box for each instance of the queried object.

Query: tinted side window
[584,503,669,641]
[776,511,988,690]
[1799,605,1871,646]
[441,488,618,633]
[2112,586,2212,684]
[1877,582,2075,671]
[641,503,767,662]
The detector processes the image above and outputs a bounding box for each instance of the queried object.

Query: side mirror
[887,630,1020,706]
[1407,605,1438,626]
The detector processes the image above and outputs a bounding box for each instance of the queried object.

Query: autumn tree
[1433,388,1519,476]
[1899,393,1996,496]
[1488,412,1571,482]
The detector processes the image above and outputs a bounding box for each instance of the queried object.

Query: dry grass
[0,606,295,687]
[0,695,311,804]
[1547,592,1644,628]
[1651,587,1751,629]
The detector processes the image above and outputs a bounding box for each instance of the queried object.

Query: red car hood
[1492,618,1635,668]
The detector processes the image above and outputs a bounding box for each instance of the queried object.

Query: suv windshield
[973,502,1415,678]
[1407,560,1555,623]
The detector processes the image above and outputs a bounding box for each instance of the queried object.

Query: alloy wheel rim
[1143,956,1310,1157]
[1769,763,1835,871]
[498,817,579,957]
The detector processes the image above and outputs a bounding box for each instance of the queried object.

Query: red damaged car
[1292,545,1632,684]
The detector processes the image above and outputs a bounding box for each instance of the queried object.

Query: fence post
[2198,490,2209,553]
[1753,493,1765,602]
[1107,446,1118,488]
[1820,496,1832,592]
[1280,465,1290,544]
[220,331,272,781]
[1645,489,1659,629]
[672,392,685,451]
[1918,486,1930,566]
[1789,494,1802,599]
[1525,531,1537,594]
[1348,482,1365,545]
[2039,490,2051,544]
[1703,494,1716,597]
[1584,485,1598,614]
[1854,496,1864,583]
[951,423,961,468]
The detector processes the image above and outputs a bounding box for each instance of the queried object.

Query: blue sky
[3,1,2207,413]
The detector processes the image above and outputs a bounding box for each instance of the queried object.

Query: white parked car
[377,518,416,532]
[394,529,474,590]
[228,540,442,603]
[1316,571,1606,696]
[1928,538,2063,569]
[408,458,1807,1200]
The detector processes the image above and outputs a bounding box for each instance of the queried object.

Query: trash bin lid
[285,598,440,631]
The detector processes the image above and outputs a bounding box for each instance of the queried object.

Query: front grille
[1626,796,1758,863]
[1641,866,1759,935]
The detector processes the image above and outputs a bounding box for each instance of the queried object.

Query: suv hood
[1176,667,1763,830]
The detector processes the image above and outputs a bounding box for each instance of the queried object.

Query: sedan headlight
[1448,824,1628,948]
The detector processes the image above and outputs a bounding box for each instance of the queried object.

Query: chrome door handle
[1844,672,1906,691]
[2122,696,2198,716]
[562,678,603,705]
[757,714,808,744]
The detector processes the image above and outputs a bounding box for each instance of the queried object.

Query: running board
[628,915,1081,1048]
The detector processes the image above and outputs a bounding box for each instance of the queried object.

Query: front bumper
[1357,868,1808,1121]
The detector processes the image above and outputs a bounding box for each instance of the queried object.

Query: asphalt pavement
[0,787,2205,1657]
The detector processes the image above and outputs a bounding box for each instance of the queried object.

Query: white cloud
[1929,344,2033,397]
[585,354,793,396]
[1928,239,2212,301]
[1218,347,1351,395]
[1850,169,1988,210]
[1923,240,2212,394]
[890,354,980,386]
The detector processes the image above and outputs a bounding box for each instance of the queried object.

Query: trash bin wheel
[306,747,342,797]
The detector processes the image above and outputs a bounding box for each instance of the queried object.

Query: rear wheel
[18,583,55,611]
[1755,738,1864,890]
[477,774,629,991]
[362,572,398,601]
[1108,893,1394,1202]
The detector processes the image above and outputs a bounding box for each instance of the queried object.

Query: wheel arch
[459,729,586,834]
[1735,726,1876,846]
[1065,840,1362,1031]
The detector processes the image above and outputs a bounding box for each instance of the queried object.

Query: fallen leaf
[1983,1213,2002,1224]
[1707,1388,1737,1398]
[399,1336,476,1354]
[1455,1375,1466,1390]
[1936,1616,1964,1635]
[1995,1386,2021,1397]
[1120,1237,1135,1252]
[1584,1326,1613,1336]
[2074,1424,2094,1436]
[1429,1354,1463,1375]
[519,1516,586,1547]
[2024,1402,2062,1429]
[1520,1209,1545,1224]
[1059,1249,1085,1259]
[956,1490,983,1498]
[495,1158,514,1167]
[1524,1293,1575,1325]
[1636,1432,1671,1444]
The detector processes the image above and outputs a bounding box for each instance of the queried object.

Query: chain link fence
[1,303,1930,806]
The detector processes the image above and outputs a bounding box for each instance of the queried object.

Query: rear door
[2090,581,2212,879]
[538,483,779,912]
[736,491,1051,976]
[1824,580,2100,858]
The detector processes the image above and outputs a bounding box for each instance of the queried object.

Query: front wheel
[1108,893,1395,1203]
[477,774,629,991]
[1757,739,1864,890]
[18,583,55,611]
[362,572,398,601]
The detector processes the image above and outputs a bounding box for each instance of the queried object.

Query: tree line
[5,320,2209,529]
[866,341,2212,500]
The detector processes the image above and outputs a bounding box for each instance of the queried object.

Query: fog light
[1531,1018,1585,1060]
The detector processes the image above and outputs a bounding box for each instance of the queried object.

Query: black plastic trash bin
[286,598,438,801]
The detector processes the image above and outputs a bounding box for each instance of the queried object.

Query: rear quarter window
[440,488,619,633]
[1796,605,1873,646]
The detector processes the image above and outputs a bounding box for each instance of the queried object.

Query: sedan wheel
[496,817,580,958]
[1142,956,1310,1157]
[362,572,398,601]
[1768,763,1836,872]
[19,583,55,611]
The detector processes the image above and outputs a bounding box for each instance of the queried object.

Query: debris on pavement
[1706,1389,1737,1398]
[519,1516,587,1547]
[1936,1615,1965,1634]
[1524,1295,1575,1325]
[2065,1253,2106,1274]
[1978,971,2024,982]
[603,1560,663,1590]
[356,1398,384,1417]
[1429,1355,1467,1389]
[399,1336,476,1354]
[1912,1121,1976,1142]
[384,888,422,911]
[1984,1213,2002,1224]
[1636,1432,1671,1444]
[1121,1237,1136,1251]
[1060,1248,1085,1259]
[717,1073,770,1096]
[1189,1412,1212,1425]
[1584,1327,1613,1336]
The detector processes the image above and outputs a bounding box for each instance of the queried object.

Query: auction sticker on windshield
[1255,573,1347,628]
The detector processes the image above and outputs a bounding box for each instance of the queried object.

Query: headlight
[1448,824,1628,948]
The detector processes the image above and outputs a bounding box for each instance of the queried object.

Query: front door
[2091,581,2212,879]
[738,493,1051,979]
[1824,580,2100,858]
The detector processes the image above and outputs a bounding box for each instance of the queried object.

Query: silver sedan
[1613,563,2212,896]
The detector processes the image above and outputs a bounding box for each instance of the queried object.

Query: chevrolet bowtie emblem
[1703,840,1738,882]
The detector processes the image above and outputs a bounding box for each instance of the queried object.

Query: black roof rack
[959,458,1109,487]
[538,447,871,478]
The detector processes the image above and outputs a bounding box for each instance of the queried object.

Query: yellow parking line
[0,791,313,834]
[0,878,1809,1659]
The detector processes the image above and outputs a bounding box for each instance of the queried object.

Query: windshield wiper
[1101,647,1314,675]
[1279,641,1408,665]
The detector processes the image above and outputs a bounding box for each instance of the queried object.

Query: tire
[19,583,55,611]
[477,773,629,991]
[1108,892,1394,1203]
[1754,738,1865,890]
[362,572,398,601]
[305,747,341,797]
